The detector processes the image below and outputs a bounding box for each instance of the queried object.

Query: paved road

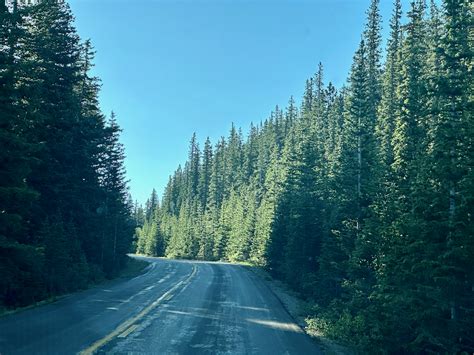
[0,257,322,354]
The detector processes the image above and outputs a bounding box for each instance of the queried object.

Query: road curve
[0,257,322,354]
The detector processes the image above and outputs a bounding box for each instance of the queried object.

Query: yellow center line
[117,324,139,338]
[162,293,173,301]
[79,264,197,355]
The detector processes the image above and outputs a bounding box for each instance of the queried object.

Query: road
[0,257,322,354]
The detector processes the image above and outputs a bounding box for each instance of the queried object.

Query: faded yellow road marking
[117,324,139,338]
[79,265,197,355]
[163,293,173,301]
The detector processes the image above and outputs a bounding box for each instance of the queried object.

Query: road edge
[242,264,352,355]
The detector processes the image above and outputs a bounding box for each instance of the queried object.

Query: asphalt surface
[0,257,322,354]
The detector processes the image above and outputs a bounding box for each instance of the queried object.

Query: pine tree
[376,0,402,168]
[243,124,259,182]
[224,190,246,261]
[145,188,159,221]
[268,120,323,291]
[372,1,436,350]
[422,0,473,350]
[251,148,284,266]
[224,124,243,191]
[335,41,369,262]
[0,2,43,305]
[198,137,212,209]
[208,137,226,212]
[301,78,314,119]
[0,1,37,245]
[284,96,298,135]
[186,133,200,199]
[98,114,133,276]
[345,1,383,299]
[364,0,382,121]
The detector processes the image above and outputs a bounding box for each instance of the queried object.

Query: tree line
[0,0,133,309]
[135,0,473,352]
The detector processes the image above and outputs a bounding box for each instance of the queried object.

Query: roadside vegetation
[1,1,134,311]
[1,0,472,352]
[0,256,148,317]
[134,0,473,352]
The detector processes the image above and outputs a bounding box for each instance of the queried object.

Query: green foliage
[3,0,466,351]
[150,0,473,352]
[0,0,133,308]
[0,238,46,308]
[41,217,89,294]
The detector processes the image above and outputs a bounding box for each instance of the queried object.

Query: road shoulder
[243,264,352,355]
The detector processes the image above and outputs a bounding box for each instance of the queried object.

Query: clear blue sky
[68,0,408,205]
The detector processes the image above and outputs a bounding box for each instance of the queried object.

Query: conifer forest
[1,1,133,307]
[1,0,473,353]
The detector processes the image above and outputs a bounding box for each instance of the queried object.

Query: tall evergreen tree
[198,137,212,209]
[423,0,473,349]
[376,0,402,168]
[186,133,200,199]
[0,1,37,245]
